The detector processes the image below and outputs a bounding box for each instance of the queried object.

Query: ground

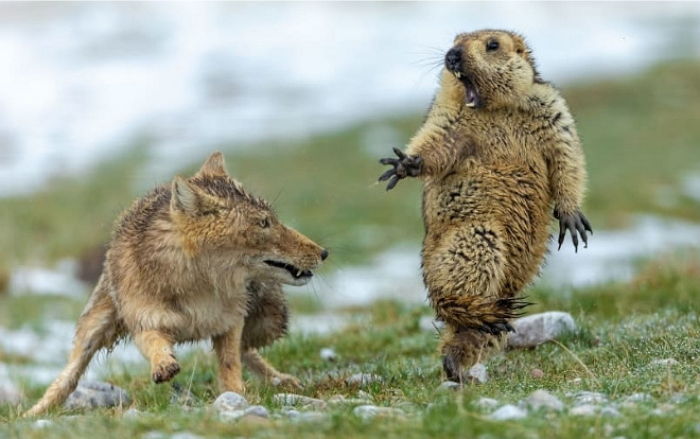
[1,61,699,438]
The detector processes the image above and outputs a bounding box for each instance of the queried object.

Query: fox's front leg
[212,324,245,394]
[133,330,180,383]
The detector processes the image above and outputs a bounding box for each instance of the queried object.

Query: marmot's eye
[486,40,499,52]
[259,217,270,228]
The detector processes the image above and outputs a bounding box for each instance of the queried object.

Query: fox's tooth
[455,71,462,78]
[296,269,302,277]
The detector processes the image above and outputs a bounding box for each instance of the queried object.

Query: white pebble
[467,363,488,384]
[244,405,270,418]
[508,312,576,348]
[353,405,405,420]
[273,393,327,409]
[489,404,527,420]
[345,373,384,387]
[438,381,460,391]
[475,397,499,410]
[570,404,598,416]
[650,358,679,367]
[524,390,564,412]
[213,392,249,412]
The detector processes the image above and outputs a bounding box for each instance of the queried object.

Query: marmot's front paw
[378,147,423,190]
[152,355,181,383]
[555,209,593,252]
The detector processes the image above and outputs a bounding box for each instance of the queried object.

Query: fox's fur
[382,30,590,381]
[25,152,327,417]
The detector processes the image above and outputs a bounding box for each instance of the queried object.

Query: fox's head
[169,152,328,286]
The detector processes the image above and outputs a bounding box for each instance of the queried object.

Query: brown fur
[381,30,589,381]
[25,152,326,416]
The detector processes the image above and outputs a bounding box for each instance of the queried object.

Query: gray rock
[570,404,598,416]
[320,348,338,362]
[466,363,488,384]
[475,397,499,410]
[244,405,270,418]
[438,381,460,391]
[346,373,384,387]
[624,393,651,403]
[524,390,564,412]
[353,405,405,420]
[508,312,576,348]
[273,393,327,409]
[650,358,679,367]
[213,392,249,412]
[218,410,246,421]
[328,395,372,406]
[489,404,527,420]
[295,411,328,422]
[280,407,301,418]
[600,406,621,417]
[64,381,130,410]
[573,391,607,405]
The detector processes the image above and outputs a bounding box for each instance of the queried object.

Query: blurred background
[1,2,699,394]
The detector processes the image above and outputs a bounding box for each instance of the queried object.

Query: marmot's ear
[171,176,219,216]
[195,151,228,177]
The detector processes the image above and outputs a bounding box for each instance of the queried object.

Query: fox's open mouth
[264,260,313,280]
[452,70,480,108]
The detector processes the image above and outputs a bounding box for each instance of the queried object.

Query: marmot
[26,152,328,416]
[379,30,591,381]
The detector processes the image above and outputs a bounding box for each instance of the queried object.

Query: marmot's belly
[422,163,551,293]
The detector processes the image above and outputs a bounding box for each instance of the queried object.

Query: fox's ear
[195,151,228,177]
[171,176,219,216]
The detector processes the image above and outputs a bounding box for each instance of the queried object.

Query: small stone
[508,312,576,348]
[328,395,371,406]
[280,408,301,418]
[353,405,405,420]
[273,393,327,409]
[33,419,53,429]
[475,397,499,410]
[530,368,544,379]
[625,393,651,403]
[213,392,249,412]
[238,414,272,426]
[524,390,564,412]
[438,381,460,391]
[244,405,270,418]
[573,391,607,405]
[489,404,527,420]
[320,348,338,362]
[64,381,131,410]
[466,363,488,384]
[218,410,246,421]
[570,404,598,416]
[294,411,328,422]
[600,406,621,417]
[346,373,384,387]
[650,358,679,367]
[123,408,142,419]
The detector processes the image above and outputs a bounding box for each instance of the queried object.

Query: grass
[1,60,700,437]
[1,255,699,438]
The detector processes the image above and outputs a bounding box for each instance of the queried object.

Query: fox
[25,152,328,417]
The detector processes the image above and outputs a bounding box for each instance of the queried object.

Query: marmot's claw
[378,148,423,190]
[556,210,593,252]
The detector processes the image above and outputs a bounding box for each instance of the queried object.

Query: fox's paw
[152,355,181,383]
[555,209,593,252]
[378,147,423,190]
[271,373,302,390]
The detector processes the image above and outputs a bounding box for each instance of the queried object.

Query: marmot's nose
[445,47,462,71]
[320,248,329,261]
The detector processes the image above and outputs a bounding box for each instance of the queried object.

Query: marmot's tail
[24,279,121,417]
[432,295,532,335]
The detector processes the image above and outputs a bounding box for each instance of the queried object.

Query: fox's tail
[431,294,532,335]
[24,277,122,417]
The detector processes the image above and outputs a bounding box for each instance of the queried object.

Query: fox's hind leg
[241,280,301,389]
[133,330,180,383]
[24,277,123,417]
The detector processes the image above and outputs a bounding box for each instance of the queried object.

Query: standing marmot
[379,30,591,382]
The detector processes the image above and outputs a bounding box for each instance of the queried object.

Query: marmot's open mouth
[453,71,480,108]
[264,260,313,280]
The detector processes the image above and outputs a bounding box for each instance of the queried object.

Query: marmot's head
[441,29,542,109]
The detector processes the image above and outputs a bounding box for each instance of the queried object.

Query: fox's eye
[486,39,499,52]
[259,218,270,229]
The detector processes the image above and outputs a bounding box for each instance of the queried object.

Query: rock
[273,393,327,409]
[345,373,384,387]
[213,392,249,412]
[466,363,489,384]
[600,406,621,417]
[33,419,53,429]
[320,348,338,362]
[244,405,270,418]
[624,393,651,403]
[123,408,142,419]
[524,390,564,412]
[294,411,328,423]
[280,407,301,418]
[218,410,246,421]
[650,358,679,367]
[475,397,499,410]
[438,381,460,391]
[328,395,372,406]
[419,316,444,332]
[572,391,607,405]
[530,368,544,379]
[353,405,405,420]
[489,404,527,420]
[508,312,576,348]
[570,404,598,416]
[64,381,130,410]
[239,413,272,426]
